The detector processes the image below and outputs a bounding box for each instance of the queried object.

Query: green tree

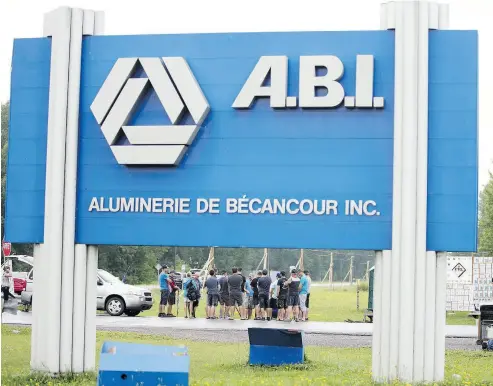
[479,171,493,254]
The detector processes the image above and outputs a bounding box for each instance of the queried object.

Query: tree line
[2,102,493,284]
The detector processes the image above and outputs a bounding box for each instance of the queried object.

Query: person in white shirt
[2,266,12,301]
[267,272,281,320]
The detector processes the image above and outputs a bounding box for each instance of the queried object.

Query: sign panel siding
[5,30,478,251]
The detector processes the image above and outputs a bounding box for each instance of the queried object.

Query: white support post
[434,252,447,381]
[31,7,104,374]
[84,245,99,371]
[41,7,72,373]
[371,251,383,381]
[30,244,45,371]
[375,1,449,383]
[72,244,88,372]
[60,7,83,373]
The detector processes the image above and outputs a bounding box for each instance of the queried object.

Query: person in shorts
[218,270,230,319]
[284,269,301,322]
[250,271,261,319]
[227,267,244,320]
[245,273,254,319]
[205,269,220,319]
[158,266,171,318]
[182,272,192,318]
[304,270,312,321]
[167,272,179,317]
[298,270,309,321]
[267,272,281,320]
[257,269,272,320]
[276,271,288,321]
[191,273,202,318]
[238,267,248,319]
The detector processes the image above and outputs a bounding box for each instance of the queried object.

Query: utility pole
[174,246,177,270]
[349,256,354,284]
[356,279,360,310]
[365,260,370,281]
[300,249,304,271]
[263,248,268,271]
[329,252,334,290]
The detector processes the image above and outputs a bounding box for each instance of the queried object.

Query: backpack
[186,280,198,301]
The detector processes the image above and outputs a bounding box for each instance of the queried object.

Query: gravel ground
[95,325,481,351]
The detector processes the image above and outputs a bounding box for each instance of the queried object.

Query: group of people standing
[158,265,312,322]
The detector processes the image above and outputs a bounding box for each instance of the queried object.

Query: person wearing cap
[298,270,309,322]
[283,269,301,322]
[158,266,171,317]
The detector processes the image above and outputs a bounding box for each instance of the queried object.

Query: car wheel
[124,310,141,317]
[105,296,125,316]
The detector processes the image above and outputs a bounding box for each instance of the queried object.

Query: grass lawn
[139,285,475,325]
[2,326,492,385]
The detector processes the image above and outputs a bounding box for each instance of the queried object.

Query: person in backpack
[191,272,202,318]
[185,274,199,318]
[182,272,193,318]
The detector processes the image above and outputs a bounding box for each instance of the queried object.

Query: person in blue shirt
[182,272,193,318]
[158,266,171,318]
[245,274,254,319]
[298,271,309,321]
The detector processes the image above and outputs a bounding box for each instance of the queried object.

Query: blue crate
[97,341,189,385]
[248,328,304,366]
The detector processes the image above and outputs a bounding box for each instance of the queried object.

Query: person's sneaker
[267,317,271,321]
[184,315,188,319]
[158,313,163,317]
[228,317,234,320]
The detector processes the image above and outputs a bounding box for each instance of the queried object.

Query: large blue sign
[5,30,478,251]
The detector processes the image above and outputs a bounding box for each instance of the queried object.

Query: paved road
[94,326,480,350]
[3,312,480,351]
[3,311,478,338]
[4,323,478,351]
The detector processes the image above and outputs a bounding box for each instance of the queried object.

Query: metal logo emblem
[90,57,209,165]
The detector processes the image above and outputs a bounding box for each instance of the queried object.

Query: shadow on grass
[2,372,97,386]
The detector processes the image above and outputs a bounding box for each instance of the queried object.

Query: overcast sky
[1,0,492,188]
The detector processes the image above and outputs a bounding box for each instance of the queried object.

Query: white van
[20,258,153,317]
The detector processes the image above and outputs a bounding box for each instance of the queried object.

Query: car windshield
[98,269,121,284]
